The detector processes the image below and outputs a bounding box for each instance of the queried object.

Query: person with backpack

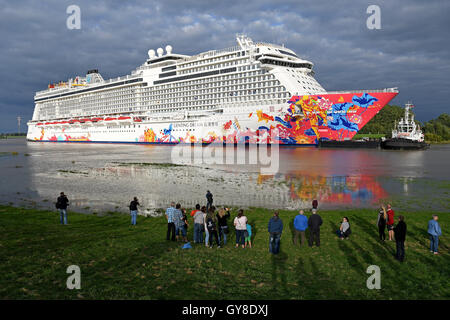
[377,205,387,241]
[428,214,442,255]
[394,215,407,262]
[206,208,220,248]
[193,205,205,244]
[129,196,140,226]
[293,209,308,246]
[217,207,230,246]
[206,190,213,211]
[386,204,395,241]
[336,217,351,239]
[308,209,323,247]
[56,192,69,225]
[234,209,248,249]
[268,211,283,254]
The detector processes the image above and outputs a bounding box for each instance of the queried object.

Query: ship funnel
[148,49,155,59]
[165,45,173,55]
[157,48,164,57]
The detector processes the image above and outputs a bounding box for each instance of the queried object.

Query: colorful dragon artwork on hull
[138,91,397,145]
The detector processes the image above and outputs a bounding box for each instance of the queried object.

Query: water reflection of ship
[257,173,388,205]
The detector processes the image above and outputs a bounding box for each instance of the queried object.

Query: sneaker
[434,252,439,255]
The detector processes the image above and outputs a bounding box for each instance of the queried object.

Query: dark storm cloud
[0,0,448,131]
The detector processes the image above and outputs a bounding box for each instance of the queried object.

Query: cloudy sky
[0,0,449,132]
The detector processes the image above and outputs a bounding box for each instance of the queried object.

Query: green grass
[0,205,448,300]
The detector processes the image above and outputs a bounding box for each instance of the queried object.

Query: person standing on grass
[217,208,231,246]
[234,209,248,249]
[377,205,387,241]
[129,196,140,226]
[386,204,395,241]
[393,215,407,262]
[56,192,69,225]
[181,208,189,240]
[308,209,323,247]
[174,204,187,242]
[206,208,220,248]
[206,190,213,211]
[245,222,252,248]
[202,206,209,247]
[428,215,442,255]
[193,205,205,243]
[268,211,283,254]
[336,217,351,239]
[293,209,308,246]
[165,202,176,241]
[191,204,201,217]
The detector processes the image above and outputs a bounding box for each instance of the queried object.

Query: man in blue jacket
[428,215,442,255]
[268,211,283,254]
[293,209,308,246]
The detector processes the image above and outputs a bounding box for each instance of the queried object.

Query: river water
[0,138,449,214]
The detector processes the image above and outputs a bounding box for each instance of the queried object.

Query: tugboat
[381,103,430,150]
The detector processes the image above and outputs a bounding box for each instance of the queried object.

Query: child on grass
[245,223,252,248]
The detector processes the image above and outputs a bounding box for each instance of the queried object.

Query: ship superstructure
[391,103,424,142]
[27,35,398,145]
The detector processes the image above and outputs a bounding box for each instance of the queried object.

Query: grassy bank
[0,205,448,300]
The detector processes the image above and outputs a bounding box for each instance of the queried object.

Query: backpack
[206,217,216,232]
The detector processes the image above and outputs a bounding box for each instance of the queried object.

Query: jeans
[176,225,187,237]
[396,241,405,261]
[167,222,176,241]
[218,226,228,245]
[309,230,320,247]
[204,228,210,246]
[206,201,213,211]
[130,210,137,225]
[209,230,219,247]
[59,209,68,225]
[235,229,245,245]
[194,223,204,243]
[269,233,281,254]
[430,235,439,253]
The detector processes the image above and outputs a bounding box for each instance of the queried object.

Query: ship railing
[255,42,286,50]
[35,74,141,96]
[181,46,241,63]
[323,87,399,94]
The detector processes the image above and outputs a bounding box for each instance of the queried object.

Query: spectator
[206,208,220,248]
[245,222,252,248]
[56,192,69,225]
[336,217,351,239]
[428,215,442,255]
[268,211,283,254]
[129,196,140,226]
[165,202,176,241]
[202,206,209,247]
[312,199,318,210]
[386,204,395,241]
[193,206,205,244]
[191,204,201,217]
[377,206,387,241]
[206,190,213,211]
[234,209,247,249]
[217,208,231,246]
[174,204,187,242]
[393,215,407,262]
[308,209,323,247]
[293,209,308,246]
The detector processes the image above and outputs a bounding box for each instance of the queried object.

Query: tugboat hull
[381,138,430,150]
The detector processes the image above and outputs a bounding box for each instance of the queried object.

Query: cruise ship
[27,35,398,145]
